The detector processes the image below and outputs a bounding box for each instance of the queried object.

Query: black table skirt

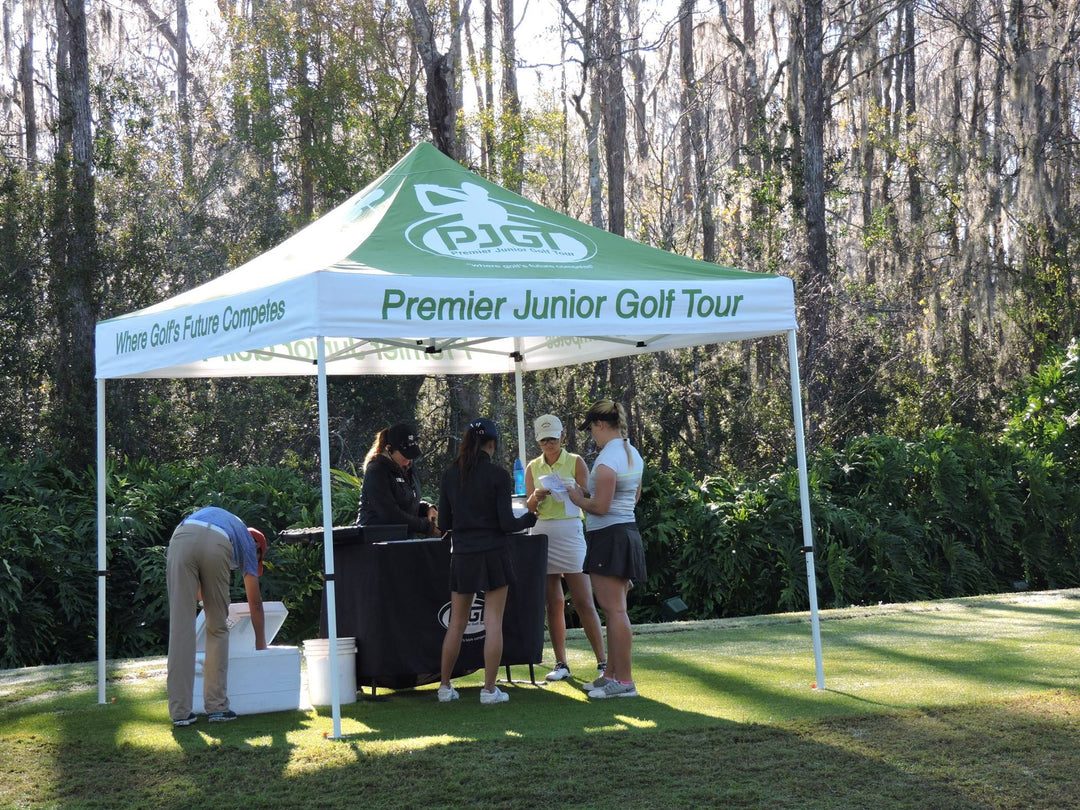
[319,534,547,688]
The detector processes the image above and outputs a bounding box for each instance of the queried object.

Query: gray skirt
[583,522,646,582]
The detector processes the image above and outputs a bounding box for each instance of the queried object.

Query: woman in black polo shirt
[436,417,537,705]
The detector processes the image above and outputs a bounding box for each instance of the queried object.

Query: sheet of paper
[539,473,567,492]
[539,473,581,518]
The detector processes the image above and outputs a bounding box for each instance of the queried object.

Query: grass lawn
[2,590,1078,809]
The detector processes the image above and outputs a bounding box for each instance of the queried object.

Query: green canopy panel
[95,143,795,379]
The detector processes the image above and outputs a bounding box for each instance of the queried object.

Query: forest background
[1,0,1079,668]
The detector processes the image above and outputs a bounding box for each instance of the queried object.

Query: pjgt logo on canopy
[406,181,596,263]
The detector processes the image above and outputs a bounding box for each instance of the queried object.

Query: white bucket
[302,637,358,706]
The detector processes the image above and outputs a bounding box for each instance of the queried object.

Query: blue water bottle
[513,458,526,496]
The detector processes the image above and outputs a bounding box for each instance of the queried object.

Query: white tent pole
[96,378,107,704]
[513,338,526,466]
[787,329,825,689]
[316,337,342,738]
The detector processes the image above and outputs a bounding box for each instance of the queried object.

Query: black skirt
[583,522,646,581]
[449,546,516,594]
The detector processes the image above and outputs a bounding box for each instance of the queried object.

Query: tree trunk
[485,0,495,175]
[567,0,604,228]
[599,0,632,409]
[407,0,462,160]
[500,0,523,191]
[903,1,921,231]
[678,0,694,216]
[250,0,277,229]
[1007,0,1068,359]
[296,0,315,221]
[450,0,465,148]
[740,0,763,239]
[48,0,97,471]
[856,0,877,285]
[786,2,804,216]
[625,0,647,160]
[683,0,713,262]
[463,0,494,174]
[600,0,625,237]
[177,0,193,185]
[802,0,829,439]
[18,0,35,162]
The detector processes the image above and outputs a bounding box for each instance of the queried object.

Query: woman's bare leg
[440,591,474,686]
[545,574,568,664]
[481,586,508,691]
[564,571,605,666]
[590,573,631,682]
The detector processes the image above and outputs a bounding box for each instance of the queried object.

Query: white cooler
[192,600,301,715]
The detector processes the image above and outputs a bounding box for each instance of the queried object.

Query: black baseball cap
[467,417,499,440]
[386,423,423,460]
[578,400,619,430]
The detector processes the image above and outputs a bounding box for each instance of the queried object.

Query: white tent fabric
[94,143,824,737]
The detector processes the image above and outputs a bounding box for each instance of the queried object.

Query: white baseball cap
[533,414,563,441]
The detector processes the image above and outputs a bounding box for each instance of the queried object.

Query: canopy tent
[94,142,824,737]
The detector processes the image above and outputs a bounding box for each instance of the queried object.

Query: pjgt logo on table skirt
[438,595,487,640]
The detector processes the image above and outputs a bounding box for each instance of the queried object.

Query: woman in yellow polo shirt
[524,414,606,683]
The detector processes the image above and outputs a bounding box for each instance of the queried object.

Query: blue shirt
[186,506,259,577]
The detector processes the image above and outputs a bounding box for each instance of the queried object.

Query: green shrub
[3,343,1080,668]
[0,450,96,667]
[633,411,1080,620]
[0,452,361,668]
[1002,338,1080,586]
[633,466,805,622]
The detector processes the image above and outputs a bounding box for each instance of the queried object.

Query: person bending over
[166,506,266,727]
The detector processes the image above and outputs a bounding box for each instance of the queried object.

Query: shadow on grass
[41,685,312,809]
[3,692,1074,810]
[9,591,1080,809]
[45,684,1076,810]
[962,595,1080,621]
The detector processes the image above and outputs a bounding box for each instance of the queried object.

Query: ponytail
[455,423,497,479]
[364,428,390,466]
[614,403,634,467]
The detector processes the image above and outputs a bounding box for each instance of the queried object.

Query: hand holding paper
[540,474,581,517]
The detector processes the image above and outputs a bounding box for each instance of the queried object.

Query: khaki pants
[166,524,233,719]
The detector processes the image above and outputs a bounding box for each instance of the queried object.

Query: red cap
[248,528,267,576]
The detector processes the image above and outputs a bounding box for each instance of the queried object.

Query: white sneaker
[479,686,509,705]
[437,684,459,702]
[545,662,571,681]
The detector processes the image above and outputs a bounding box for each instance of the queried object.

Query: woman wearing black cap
[357,422,441,538]
[436,417,538,705]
